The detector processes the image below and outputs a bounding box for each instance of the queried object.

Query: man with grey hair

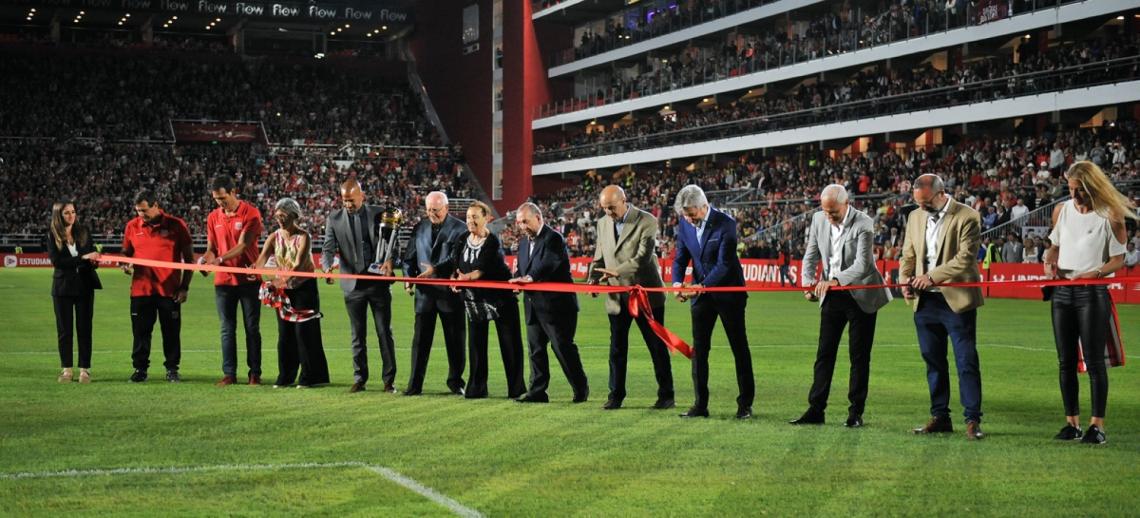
[900,174,985,440]
[670,184,754,419]
[510,202,590,403]
[322,179,398,393]
[791,184,890,428]
[402,191,468,396]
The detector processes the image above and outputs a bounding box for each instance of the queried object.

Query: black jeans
[344,282,397,386]
[276,280,330,386]
[525,311,589,399]
[130,295,181,372]
[407,305,467,392]
[215,283,262,377]
[1051,285,1110,418]
[53,292,95,369]
[808,291,877,417]
[608,303,673,402]
[466,298,526,399]
[690,296,754,410]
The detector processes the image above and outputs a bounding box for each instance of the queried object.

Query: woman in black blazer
[47,201,102,383]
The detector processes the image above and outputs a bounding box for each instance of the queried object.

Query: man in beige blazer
[588,185,674,410]
[900,174,985,440]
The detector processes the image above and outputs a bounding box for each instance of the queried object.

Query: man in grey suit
[790,184,890,428]
[587,185,674,410]
[321,179,397,394]
[401,191,467,396]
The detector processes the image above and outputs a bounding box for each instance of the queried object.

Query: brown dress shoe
[248,375,262,386]
[382,383,397,393]
[965,421,984,441]
[215,375,237,387]
[913,415,954,434]
[349,382,366,393]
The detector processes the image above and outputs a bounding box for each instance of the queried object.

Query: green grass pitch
[1,268,1138,516]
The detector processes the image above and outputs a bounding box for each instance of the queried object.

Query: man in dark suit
[791,184,891,428]
[588,185,673,410]
[510,202,589,403]
[671,185,754,419]
[401,191,467,396]
[321,179,397,394]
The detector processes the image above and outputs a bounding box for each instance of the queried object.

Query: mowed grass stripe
[1,269,1138,515]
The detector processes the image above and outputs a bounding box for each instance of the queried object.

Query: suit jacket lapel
[914,208,928,274]
[340,211,358,266]
[614,208,638,251]
[698,210,714,252]
[417,222,431,267]
[936,200,959,265]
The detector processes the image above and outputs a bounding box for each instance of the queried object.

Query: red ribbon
[107,254,1139,364]
[627,287,694,359]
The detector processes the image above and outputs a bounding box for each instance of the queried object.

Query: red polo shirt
[206,200,264,286]
[122,212,192,297]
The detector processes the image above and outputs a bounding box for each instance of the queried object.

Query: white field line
[0,461,483,517]
[0,343,1055,355]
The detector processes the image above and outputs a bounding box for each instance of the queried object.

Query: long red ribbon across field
[104,254,1140,360]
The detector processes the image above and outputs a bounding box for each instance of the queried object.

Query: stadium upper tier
[533,0,1137,126]
[533,32,1140,174]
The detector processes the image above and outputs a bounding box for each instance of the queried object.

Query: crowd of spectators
[0,47,437,145]
[543,0,1105,117]
[559,0,1074,68]
[0,140,470,242]
[522,121,1140,261]
[537,33,1140,163]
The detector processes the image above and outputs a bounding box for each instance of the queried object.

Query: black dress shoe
[735,407,753,420]
[789,411,825,425]
[845,415,864,428]
[516,393,549,403]
[464,391,488,400]
[602,399,622,410]
[402,388,422,396]
[913,415,954,434]
[652,398,676,410]
[679,407,709,418]
[572,388,589,403]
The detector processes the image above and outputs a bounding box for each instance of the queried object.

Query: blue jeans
[914,293,983,423]
[215,283,262,377]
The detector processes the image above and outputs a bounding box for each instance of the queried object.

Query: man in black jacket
[401,191,468,396]
[510,202,589,403]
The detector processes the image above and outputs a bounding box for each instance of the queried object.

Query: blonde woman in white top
[1043,161,1135,445]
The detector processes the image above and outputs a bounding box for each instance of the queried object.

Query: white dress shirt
[827,206,851,280]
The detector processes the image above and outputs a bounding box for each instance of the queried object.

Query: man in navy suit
[671,185,755,419]
[402,191,468,396]
[510,202,590,403]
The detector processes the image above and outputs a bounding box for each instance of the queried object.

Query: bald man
[321,179,398,393]
[588,186,674,410]
[791,184,890,428]
[401,191,468,396]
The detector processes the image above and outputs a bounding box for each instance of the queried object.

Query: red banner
[172,121,264,143]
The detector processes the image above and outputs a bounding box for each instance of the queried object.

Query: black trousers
[407,305,467,392]
[807,291,877,417]
[608,303,673,402]
[690,296,754,410]
[344,282,397,386]
[130,295,181,372]
[276,280,330,387]
[1052,285,1110,418]
[53,292,95,369]
[525,311,589,399]
[466,298,526,399]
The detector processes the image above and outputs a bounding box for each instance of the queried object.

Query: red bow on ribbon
[627,287,694,359]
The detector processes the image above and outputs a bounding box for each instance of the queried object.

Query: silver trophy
[368,207,403,275]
